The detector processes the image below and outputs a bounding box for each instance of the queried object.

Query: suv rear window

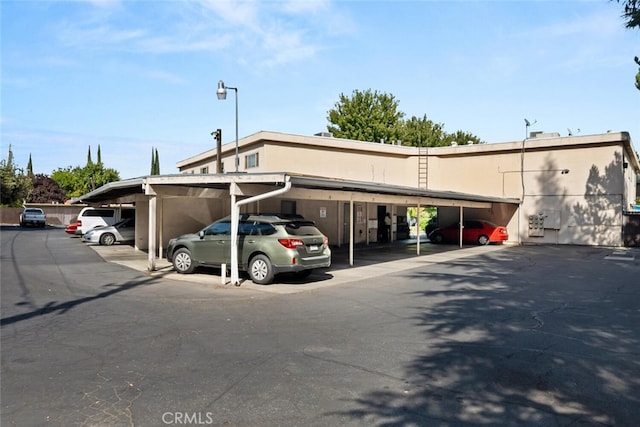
[284,222,322,236]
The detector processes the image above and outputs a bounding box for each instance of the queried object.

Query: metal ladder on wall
[418,145,428,189]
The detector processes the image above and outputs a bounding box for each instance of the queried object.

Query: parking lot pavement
[88,241,514,294]
[88,239,640,295]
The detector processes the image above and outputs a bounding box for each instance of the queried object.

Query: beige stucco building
[75,129,639,272]
[175,130,639,247]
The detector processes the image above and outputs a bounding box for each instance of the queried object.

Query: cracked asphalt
[2,225,639,426]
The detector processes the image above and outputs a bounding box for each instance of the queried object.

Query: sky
[1,0,639,180]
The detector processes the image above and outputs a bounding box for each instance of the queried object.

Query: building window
[245,153,259,169]
[200,166,209,174]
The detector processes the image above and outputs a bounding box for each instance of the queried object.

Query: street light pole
[217,80,239,172]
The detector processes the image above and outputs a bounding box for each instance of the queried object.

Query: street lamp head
[216,80,227,100]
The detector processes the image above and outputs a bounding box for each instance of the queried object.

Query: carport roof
[72,173,520,206]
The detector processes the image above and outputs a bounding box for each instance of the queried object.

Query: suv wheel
[173,248,195,274]
[248,254,274,285]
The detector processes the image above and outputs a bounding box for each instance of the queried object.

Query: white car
[82,218,135,246]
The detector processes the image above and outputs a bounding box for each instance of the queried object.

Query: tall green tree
[52,163,120,198]
[0,146,32,206]
[150,147,160,175]
[327,91,483,147]
[27,154,34,178]
[443,130,484,146]
[51,167,80,197]
[327,89,405,143]
[400,115,448,147]
[51,144,121,198]
[6,144,13,167]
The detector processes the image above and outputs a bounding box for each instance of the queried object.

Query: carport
[75,172,520,285]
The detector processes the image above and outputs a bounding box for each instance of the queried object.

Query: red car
[428,219,508,245]
[65,222,80,235]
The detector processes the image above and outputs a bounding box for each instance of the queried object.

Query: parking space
[89,239,513,294]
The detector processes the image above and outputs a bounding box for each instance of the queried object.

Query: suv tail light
[278,238,304,249]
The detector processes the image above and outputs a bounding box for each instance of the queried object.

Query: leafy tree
[51,145,121,198]
[79,163,120,194]
[0,147,32,207]
[51,167,82,198]
[614,1,640,89]
[26,174,68,204]
[616,0,640,27]
[442,130,484,146]
[400,115,448,147]
[327,89,405,143]
[327,91,483,147]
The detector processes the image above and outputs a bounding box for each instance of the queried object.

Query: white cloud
[49,0,351,68]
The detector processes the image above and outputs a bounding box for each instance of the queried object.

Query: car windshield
[114,218,133,228]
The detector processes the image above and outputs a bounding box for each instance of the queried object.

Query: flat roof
[73,173,520,207]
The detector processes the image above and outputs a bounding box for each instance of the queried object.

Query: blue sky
[2,0,639,179]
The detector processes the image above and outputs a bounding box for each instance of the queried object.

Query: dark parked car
[166,214,331,285]
[428,219,508,245]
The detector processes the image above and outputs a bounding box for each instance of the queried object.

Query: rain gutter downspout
[230,176,292,285]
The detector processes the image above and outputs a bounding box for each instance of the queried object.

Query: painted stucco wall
[173,131,638,247]
[426,140,632,245]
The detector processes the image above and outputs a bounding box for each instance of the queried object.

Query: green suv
[166,215,331,285]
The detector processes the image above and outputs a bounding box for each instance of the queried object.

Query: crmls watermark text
[162,412,215,425]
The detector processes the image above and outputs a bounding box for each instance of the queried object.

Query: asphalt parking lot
[3,226,640,426]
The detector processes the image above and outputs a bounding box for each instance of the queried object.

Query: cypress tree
[154,148,160,175]
[27,154,34,178]
[6,144,13,167]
